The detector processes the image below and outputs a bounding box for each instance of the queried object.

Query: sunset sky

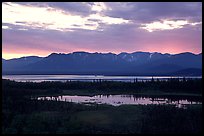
[2,2,202,59]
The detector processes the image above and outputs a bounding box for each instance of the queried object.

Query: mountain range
[2,51,202,76]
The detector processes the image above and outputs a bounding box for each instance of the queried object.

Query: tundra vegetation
[2,78,202,134]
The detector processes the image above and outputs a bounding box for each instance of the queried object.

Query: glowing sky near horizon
[2,2,202,59]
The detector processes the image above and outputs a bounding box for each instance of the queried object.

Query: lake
[2,75,202,82]
[36,94,202,109]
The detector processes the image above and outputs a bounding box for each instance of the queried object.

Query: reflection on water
[2,75,202,82]
[36,95,202,109]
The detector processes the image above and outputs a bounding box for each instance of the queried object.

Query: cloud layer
[2,2,202,59]
[2,2,130,31]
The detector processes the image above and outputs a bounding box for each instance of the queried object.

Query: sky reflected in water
[37,95,202,109]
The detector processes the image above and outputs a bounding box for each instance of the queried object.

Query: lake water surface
[2,75,202,82]
[36,94,202,109]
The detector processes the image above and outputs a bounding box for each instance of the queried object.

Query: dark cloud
[13,2,93,16]
[46,2,93,16]
[104,2,202,23]
[12,2,202,22]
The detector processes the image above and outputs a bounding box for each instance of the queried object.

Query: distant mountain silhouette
[2,51,202,76]
[2,56,43,71]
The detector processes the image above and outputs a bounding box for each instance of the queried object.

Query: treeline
[2,78,202,95]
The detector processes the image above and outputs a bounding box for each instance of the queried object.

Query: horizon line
[2,51,202,60]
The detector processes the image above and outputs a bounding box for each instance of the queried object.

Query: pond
[36,94,202,109]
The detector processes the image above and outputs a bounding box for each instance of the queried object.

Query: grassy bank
[2,97,202,134]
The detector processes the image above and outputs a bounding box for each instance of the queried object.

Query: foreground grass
[2,98,202,134]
